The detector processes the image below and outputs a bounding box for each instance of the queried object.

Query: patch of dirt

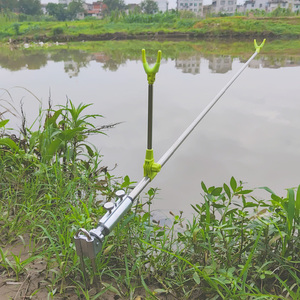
[0,235,180,299]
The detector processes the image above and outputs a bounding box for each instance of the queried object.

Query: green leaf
[121,175,135,189]
[154,289,168,295]
[61,127,85,140]
[295,185,300,220]
[223,183,231,199]
[207,186,215,194]
[191,204,201,214]
[193,271,200,284]
[236,189,253,195]
[271,193,283,204]
[147,186,155,196]
[211,187,222,196]
[0,138,19,151]
[259,186,276,194]
[226,208,238,215]
[141,212,150,223]
[230,176,237,192]
[244,202,258,208]
[46,138,62,158]
[140,275,154,296]
[156,231,165,237]
[0,119,9,128]
[45,108,63,127]
[287,188,295,234]
[201,181,208,193]
[101,282,121,297]
[103,244,114,255]
[212,203,226,209]
[83,144,94,157]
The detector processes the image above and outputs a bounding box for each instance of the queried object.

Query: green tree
[140,0,158,14]
[0,0,18,11]
[68,0,84,20]
[46,3,68,21]
[46,3,58,16]
[103,0,126,13]
[18,0,42,15]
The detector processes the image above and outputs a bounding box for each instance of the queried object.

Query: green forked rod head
[254,39,266,53]
[142,49,162,85]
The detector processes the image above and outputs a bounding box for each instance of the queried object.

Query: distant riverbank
[3,16,300,43]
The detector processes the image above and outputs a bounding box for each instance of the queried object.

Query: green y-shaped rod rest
[142,49,162,180]
[142,49,162,85]
[254,39,266,53]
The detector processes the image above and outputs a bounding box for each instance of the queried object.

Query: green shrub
[52,26,64,35]
[12,22,21,35]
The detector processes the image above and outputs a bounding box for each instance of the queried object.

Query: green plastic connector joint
[142,49,162,85]
[254,39,266,53]
[143,149,161,180]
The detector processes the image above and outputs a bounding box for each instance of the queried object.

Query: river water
[1,40,300,217]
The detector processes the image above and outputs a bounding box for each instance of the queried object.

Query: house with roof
[244,0,269,11]
[292,0,300,11]
[177,0,204,16]
[268,0,289,11]
[211,0,237,14]
[85,1,108,18]
[241,0,300,13]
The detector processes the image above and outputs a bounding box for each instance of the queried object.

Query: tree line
[0,0,42,15]
[0,0,160,19]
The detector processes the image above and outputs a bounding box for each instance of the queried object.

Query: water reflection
[209,56,232,73]
[175,54,201,74]
[1,44,300,76]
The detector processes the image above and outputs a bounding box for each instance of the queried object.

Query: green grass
[1,99,300,299]
[0,12,300,42]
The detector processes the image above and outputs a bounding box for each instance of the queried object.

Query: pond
[1,39,300,217]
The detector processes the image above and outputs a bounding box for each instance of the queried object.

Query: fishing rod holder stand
[74,39,266,278]
[142,49,162,180]
[75,190,133,259]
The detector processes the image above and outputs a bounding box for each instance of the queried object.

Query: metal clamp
[74,228,103,260]
[74,191,133,260]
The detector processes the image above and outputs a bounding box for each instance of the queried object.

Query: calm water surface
[1,41,300,217]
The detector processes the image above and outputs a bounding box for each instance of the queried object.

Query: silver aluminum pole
[157,50,259,168]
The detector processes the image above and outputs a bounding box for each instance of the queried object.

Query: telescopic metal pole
[158,50,258,168]
[148,84,153,150]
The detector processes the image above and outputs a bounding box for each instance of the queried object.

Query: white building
[177,0,203,15]
[292,0,300,11]
[268,0,289,11]
[211,0,237,14]
[244,0,269,10]
[242,0,300,12]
